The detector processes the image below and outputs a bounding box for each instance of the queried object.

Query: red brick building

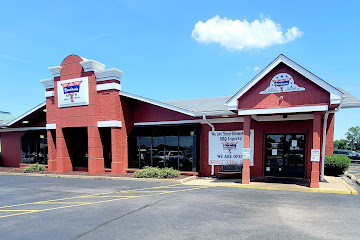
[1,54,359,188]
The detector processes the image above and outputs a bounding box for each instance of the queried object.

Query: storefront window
[179,136,193,171]
[21,130,48,164]
[139,137,152,168]
[128,125,199,172]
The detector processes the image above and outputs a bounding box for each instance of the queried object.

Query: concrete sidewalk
[184,176,358,195]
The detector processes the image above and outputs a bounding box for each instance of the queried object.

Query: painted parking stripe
[0,185,213,219]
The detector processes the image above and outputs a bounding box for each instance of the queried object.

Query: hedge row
[324,155,350,176]
[134,167,180,178]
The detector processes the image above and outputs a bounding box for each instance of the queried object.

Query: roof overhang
[5,102,46,127]
[119,91,236,118]
[340,102,360,109]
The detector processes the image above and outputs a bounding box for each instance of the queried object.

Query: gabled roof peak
[226,54,344,109]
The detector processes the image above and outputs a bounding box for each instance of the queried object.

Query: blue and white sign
[260,73,305,94]
[208,130,254,166]
[57,77,89,108]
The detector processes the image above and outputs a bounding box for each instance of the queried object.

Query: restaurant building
[1,54,359,188]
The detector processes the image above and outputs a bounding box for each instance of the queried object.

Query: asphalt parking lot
[1,175,360,240]
[347,162,360,178]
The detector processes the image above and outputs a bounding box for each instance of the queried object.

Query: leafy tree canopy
[335,126,360,152]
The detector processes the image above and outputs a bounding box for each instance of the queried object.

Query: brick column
[47,129,57,172]
[88,126,105,175]
[242,115,251,184]
[56,128,72,173]
[111,127,127,174]
[310,112,322,188]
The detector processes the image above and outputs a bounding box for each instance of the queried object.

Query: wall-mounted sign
[57,77,89,108]
[208,130,254,166]
[311,149,321,162]
[243,148,251,159]
[260,73,305,94]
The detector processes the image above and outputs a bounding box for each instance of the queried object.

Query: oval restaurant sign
[208,130,254,166]
[260,73,305,94]
[57,77,89,108]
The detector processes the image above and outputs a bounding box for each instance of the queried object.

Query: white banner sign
[57,77,89,108]
[208,130,254,166]
[311,149,321,162]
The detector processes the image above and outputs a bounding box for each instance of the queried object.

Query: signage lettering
[260,73,305,94]
[208,130,254,166]
[57,77,89,108]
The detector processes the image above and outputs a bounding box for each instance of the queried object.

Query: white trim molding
[48,66,62,77]
[45,91,54,97]
[80,60,106,72]
[96,68,123,82]
[226,54,344,109]
[340,102,360,109]
[98,120,122,128]
[238,105,328,116]
[251,114,314,122]
[46,123,56,130]
[134,117,245,126]
[0,127,46,133]
[40,78,54,89]
[97,83,121,92]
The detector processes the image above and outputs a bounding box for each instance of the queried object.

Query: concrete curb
[344,171,360,189]
[344,171,357,181]
[0,172,195,184]
[339,178,358,195]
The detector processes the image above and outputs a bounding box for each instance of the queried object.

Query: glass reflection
[129,125,198,172]
[139,137,151,168]
[179,136,193,171]
[21,130,48,164]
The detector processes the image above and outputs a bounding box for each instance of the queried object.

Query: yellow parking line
[0,185,178,209]
[31,202,93,205]
[0,210,39,212]
[121,190,174,193]
[0,185,212,219]
[78,196,139,198]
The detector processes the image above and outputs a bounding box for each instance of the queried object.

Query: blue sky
[0,0,359,140]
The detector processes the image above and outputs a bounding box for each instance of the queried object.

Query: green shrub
[134,167,161,178]
[324,155,350,176]
[158,167,180,178]
[23,163,46,173]
[134,166,180,178]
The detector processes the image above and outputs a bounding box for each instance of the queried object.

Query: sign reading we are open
[208,130,254,166]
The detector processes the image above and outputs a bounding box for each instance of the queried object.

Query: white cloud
[254,66,260,71]
[192,15,303,50]
[236,72,243,76]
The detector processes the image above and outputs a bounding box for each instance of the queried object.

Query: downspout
[320,108,340,181]
[321,92,344,181]
[203,115,215,176]
[321,111,329,182]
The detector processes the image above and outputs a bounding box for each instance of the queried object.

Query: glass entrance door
[265,134,305,178]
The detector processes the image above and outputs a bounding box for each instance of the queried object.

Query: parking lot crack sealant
[71,196,169,240]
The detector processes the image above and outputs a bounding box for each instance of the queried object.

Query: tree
[334,139,348,150]
[345,126,360,151]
